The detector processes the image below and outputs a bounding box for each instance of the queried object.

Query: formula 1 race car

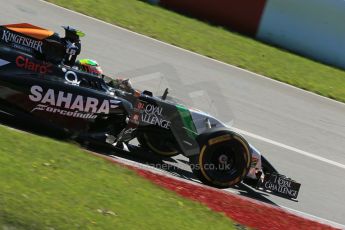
[0,23,301,199]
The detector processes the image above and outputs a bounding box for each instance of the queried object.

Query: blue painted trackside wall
[257,0,345,69]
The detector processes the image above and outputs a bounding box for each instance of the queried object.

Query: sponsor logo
[208,134,231,145]
[141,104,171,129]
[29,85,120,119]
[31,104,97,119]
[64,70,80,85]
[2,30,43,53]
[16,55,52,74]
[261,174,300,199]
[65,40,79,56]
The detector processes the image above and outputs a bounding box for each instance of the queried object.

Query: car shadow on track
[0,112,279,206]
[82,138,280,206]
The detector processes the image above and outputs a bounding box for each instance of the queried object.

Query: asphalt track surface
[1,0,345,227]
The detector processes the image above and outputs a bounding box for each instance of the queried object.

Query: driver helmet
[75,59,103,77]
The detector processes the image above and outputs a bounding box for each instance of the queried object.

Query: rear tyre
[137,131,179,157]
[190,130,251,188]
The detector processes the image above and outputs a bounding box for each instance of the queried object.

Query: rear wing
[0,23,83,65]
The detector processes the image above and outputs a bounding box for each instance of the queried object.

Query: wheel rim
[208,144,240,180]
[200,139,249,185]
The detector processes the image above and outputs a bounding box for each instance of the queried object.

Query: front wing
[256,173,301,200]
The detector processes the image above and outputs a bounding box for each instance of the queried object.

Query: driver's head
[75,59,103,76]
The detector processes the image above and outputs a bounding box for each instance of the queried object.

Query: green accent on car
[79,59,98,66]
[76,30,85,37]
[176,104,197,139]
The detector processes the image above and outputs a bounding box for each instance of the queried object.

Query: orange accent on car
[4,23,54,40]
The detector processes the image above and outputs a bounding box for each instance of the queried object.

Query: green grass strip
[46,0,345,103]
[0,125,238,230]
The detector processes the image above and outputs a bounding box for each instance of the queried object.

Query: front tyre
[190,130,251,188]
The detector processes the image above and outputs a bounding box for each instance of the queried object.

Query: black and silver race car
[0,23,301,199]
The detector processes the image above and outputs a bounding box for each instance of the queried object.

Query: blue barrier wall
[257,0,345,69]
